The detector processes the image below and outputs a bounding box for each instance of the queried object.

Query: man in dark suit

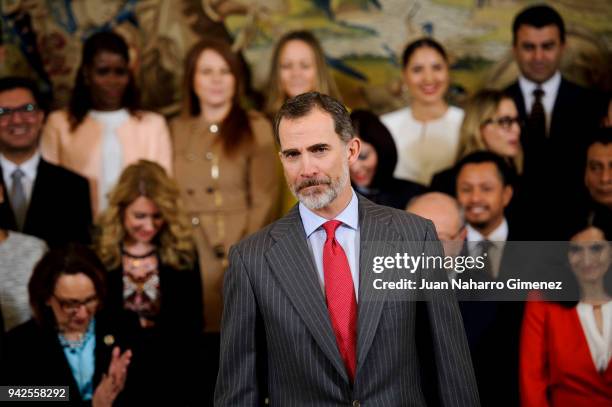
[504,5,606,239]
[215,92,479,406]
[454,151,526,407]
[0,77,92,247]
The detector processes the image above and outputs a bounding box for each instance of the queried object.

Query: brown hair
[29,244,107,327]
[265,30,341,117]
[181,39,253,155]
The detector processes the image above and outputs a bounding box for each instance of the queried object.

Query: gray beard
[290,161,349,211]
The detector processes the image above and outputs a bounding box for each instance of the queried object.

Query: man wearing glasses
[0,77,92,247]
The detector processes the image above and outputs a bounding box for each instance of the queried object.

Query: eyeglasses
[0,103,40,123]
[53,294,99,313]
[482,116,522,130]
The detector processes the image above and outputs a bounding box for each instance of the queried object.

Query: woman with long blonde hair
[94,159,202,406]
[431,89,523,195]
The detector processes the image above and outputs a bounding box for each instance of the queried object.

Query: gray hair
[273,91,354,146]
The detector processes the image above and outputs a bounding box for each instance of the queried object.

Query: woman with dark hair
[381,37,463,187]
[95,160,202,405]
[41,30,172,216]
[349,109,425,209]
[520,218,612,406]
[3,244,137,406]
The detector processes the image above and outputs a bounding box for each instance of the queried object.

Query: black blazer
[106,258,203,406]
[457,225,527,407]
[2,311,140,406]
[505,78,606,239]
[353,178,426,210]
[0,158,92,247]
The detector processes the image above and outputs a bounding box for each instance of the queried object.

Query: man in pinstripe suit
[215,92,479,406]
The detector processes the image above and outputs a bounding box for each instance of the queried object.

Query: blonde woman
[431,89,523,195]
[265,30,341,213]
[94,160,202,406]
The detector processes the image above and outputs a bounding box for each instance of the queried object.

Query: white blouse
[89,109,129,212]
[577,301,612,372]
[381,106,464,186]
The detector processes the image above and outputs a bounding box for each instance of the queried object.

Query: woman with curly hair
[94,160,202,406]
[41,31,172,216]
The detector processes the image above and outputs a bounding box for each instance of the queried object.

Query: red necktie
[322,220,357,381]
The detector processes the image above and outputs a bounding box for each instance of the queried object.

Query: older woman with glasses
[3,244,138,406]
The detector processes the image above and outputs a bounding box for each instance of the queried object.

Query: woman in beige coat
[41,31,172,216]
[170,39,279,347]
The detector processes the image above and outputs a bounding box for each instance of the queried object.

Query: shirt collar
[299,189,359,238]
[0,151,40,180]
[518,71,561,98]
[466,217,508,243]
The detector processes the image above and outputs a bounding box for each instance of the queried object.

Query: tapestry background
[1,0,610,115]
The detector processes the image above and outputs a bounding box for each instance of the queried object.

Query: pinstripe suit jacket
[215,195,479,406]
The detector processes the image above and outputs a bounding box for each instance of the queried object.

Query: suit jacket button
[206,187,214,194]
[352,401,360,407]
[191,216,200,226]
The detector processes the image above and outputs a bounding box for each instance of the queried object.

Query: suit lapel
[266,206,349,382]
[0,165,18,229]
[355,196,402,373]
[22,158,49,232]
[508,82,528,120]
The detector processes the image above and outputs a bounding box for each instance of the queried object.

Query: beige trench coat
[171,110,280,332]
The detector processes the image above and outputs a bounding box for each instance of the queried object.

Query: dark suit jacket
[2,311,140,406]
[505,77,606,239]
[215,195,480,406]
[458,225,527,407]
[106,259,204,406]
[0,158,92,247]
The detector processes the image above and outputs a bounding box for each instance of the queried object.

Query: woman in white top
[381,37,463,186]
[41,31,172,216]
[520,218,612,406]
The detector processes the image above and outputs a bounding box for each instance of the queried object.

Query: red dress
[520,300,612,406]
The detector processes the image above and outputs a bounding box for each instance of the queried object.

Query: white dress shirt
[518,71,561,134]
[0,151,40,205]
[577,301,612,373]
[381,106,464,186]
[466,218,509,279]
[299,190,360,300]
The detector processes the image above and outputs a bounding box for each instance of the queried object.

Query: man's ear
[502,185,514,208]
[347,137,361,165]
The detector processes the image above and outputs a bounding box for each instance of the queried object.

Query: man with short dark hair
[505,4,606,238]
[0,77,92,247]
[454,151,524,407]
[215,92,479,406]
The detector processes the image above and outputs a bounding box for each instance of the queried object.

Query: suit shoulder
[6,319,40,344]
[40,159,89,186]
[231,219,278,254]
[365,199,433,238]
